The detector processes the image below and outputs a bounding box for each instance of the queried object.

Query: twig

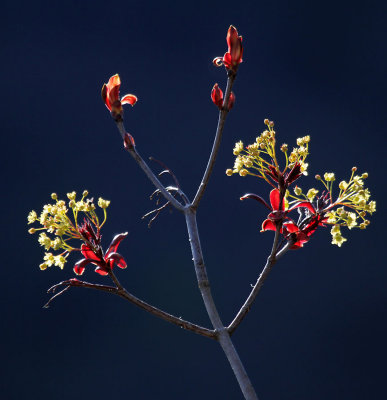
[149,156,181,189]
[44,279,118,308]
[227,227,293,335]
[192,72,236,209]
[44,276,215,339]
[142,201,171,227]
[116,120,185,212]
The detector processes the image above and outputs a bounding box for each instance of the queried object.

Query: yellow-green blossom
[233,141,244,155]
[28,190,111,272]
[28,211,37,224]
[324,172,335,182]
[98,198,111,209]
[226,119,310,182]
[331,225,347,247]
[306,188,318,201]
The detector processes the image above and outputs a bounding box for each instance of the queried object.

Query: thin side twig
[150,157,190,205]
[227,227,294,335]
[107,270,215,338]
[45,276,215,339]
[192,72,236,209]
[115,120,185,212]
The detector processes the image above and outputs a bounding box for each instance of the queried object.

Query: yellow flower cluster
[225,119,310,182]
[289,168,375,246]
[28,191,111,270]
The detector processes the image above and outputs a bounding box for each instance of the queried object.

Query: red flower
[101,74,137,120]
[211,83,235,110]
[241,187,314,230]
[241,190,330,249]
[265,162,303,188]
[213,25,243,72]
[270,193,329,249]
[74,232,128,276]
[282,212,327,249]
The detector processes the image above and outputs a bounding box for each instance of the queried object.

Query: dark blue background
[3,1,386,399]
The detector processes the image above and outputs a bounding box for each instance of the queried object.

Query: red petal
[107,74,121,106]
[73,258,96,275]
[106,74,121,91]
[261,219,277,232]
[223,52,232,68]
[94,267,109,276]
[73,265,85,275]
[283,222,299,233]
[226,26,243,66]
[226,25,238,51]
[81,244,100,261]
[270,189,284,211]
[121,94,138,106]
[289,201,316,214]
[240,193,271,210]
[101,84,111,110]
[73,258,104,275]
[107,252,127,269]
[106,232,128,258]
[285,162,302,185]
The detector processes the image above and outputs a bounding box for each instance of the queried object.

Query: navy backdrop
[2,1,386,399]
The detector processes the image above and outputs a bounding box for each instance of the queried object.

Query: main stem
[185,208,258,400]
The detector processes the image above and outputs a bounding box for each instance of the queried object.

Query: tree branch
[227,228,294,335]
[45,276,215,339]
[192,73,236,209]
[115,120,186,212]
[185,208,259,400]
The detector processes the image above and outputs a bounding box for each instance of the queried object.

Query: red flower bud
[123,132,136,149]
[228,92,235,110]
[213,25,243,72]
[101,74,137,121]
[211,83,224,109]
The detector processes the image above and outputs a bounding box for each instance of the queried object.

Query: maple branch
[44,277,215,339]
[228,227,294,335]
[185,208,259,400]
[192,72,236,209]
[115,120,186,212]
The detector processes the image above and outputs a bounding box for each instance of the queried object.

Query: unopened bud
[211,83,223,109]
[239,169,248,177]
[227,92,235,110]
[226,169,233,176]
